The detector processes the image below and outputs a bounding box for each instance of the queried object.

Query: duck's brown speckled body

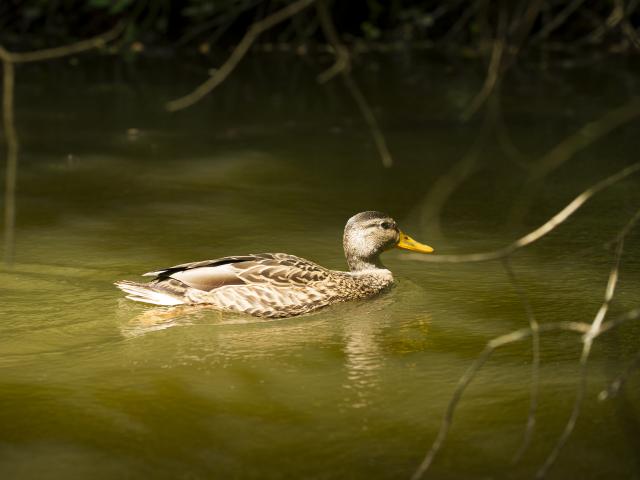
[115,211,433,318]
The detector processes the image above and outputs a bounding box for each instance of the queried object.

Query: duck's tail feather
[115,280,185,306]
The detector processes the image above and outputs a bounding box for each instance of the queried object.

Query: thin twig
[583,0,624,44]
[461,5,507,121]
[176,0,262,46]
[441,1,480,44]
[607,207,640,248]
[599,348,640,401]
[315,0,392,167]
[410,344,493,480]
[404,162,640,263]
[411,305,640,480]
[598,307,640,336]
[410,321,591,480]
[166,0,316,111]
[535,0,588,41]
[536,209,640,478]
[503,257,540,464]
[506,0,544,59]
[619,0,640,50]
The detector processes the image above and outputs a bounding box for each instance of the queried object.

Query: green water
[1,55,640,479]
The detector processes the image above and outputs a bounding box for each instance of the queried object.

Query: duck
[115,211,434,318]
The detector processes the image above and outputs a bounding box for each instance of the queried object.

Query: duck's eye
[381,222,392,230]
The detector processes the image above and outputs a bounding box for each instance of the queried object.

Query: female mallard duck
[115,211,433,318]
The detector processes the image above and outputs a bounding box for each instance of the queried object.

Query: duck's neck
[343,233,387,272]
[346,255,385,272]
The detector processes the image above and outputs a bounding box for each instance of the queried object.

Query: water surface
[1,54,640,479]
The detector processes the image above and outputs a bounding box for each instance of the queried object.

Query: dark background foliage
[3,0,640,55]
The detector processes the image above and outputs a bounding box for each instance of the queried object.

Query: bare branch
[403,162,640,263]
[411,303,640,480]
[535,0,588,40]
[536,208,640,478]
[166,0,316,112]
[410,321,591,480]
[0,23,123,63]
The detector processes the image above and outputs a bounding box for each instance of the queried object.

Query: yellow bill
[396,231,434,253]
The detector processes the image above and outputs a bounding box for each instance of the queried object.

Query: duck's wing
[143,255,258,278]
[145,253,331,292]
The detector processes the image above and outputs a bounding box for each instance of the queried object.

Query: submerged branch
[166,0,316,112]
[0,24,123,267]
[509,99,640,226]
[461,6,506,122]
[599,348,640,401]
[316,0,392,167]
[418,114,490,240]
[503,258,540,464]
[404,162,640,263]
[1,56,16,265]
[341,75,393,168]
[531,100,640,182]
[492,94,529,168]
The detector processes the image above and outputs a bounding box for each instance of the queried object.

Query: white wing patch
[169,264,242,291]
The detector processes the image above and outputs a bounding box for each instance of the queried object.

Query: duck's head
[343,211,433,272]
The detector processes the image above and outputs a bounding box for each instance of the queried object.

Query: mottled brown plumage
[115,211,433,318]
